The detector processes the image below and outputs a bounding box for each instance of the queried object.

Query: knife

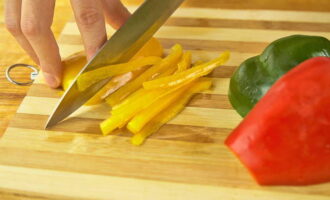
[45,0,184,128]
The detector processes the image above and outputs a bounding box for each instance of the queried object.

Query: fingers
[4,0,39,64]
[21,0,62,88]
[5,0,62,88]
[70,0,107,60]
[102,0,131,29]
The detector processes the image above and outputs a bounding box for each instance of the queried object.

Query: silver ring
[6,64,39,86]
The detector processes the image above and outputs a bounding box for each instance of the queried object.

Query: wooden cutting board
[1,5,330,200]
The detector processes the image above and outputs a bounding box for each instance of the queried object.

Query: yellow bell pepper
[62,51,87,91]
[111,88,145,112]
[131,37,164,60]
[157,64,178,78]
[111,54,183,112]
[176,51,192,73]
[194,60,204,66]
[143,51,230,90]
[130,78,212,145]
[85,72,133,105]
[105,44,183,107]
[111,75,193,117]
[86,80,118,105]
[101,89,162,135]
[77,56,161,91]
[102,76,194,135]
[100,115,123,136]
[127,82,193,134]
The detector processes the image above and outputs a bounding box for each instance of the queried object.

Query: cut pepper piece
[100,115,123,136]
[127,81,194,134]
[194,60,204,66]
[131,37,164,60]
[101,89,162,135]
[143,51,230,89]
[109,66,178,112]
[111,74,195,117]
[102,75,195,135]
[86,80,118,105]
[157,64,178,78]
[105,44,183,106]
[85,72,134,105]
[176,51,192,73]
[111,88,146,112]
[62,51,87,91]
[131,78,212,145]
[77,56,161,91]
[86,68,147,105]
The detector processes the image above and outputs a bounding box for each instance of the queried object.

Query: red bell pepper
[225,57,330,185]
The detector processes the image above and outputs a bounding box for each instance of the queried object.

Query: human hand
[5,0,130,88]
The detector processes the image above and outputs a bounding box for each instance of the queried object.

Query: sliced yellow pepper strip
[111,75,193,117]
[77,56,161,91]
[112,59,179,112]
[131,37,164,60]
[86,80,118,105]
[105,44,183,107]
[100,115,123,136]
[101,89,162,135]
[102,76,192,135]
[127,81,193,134]
[176,51,192,73]
[143,51,230,90]
[157,64,178,78]
[86,67,147,106]
[119,60,178,109]
[130,78,212,145]
[85,72,133,105]
[194,60,204,66]
[111,89,162,117]
[111,88,146,112]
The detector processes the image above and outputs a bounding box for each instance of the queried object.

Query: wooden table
[1,0,330,138]
[0,0,329,199]
[0,1,72,136]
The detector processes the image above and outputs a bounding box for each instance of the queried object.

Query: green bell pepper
[229,35,330,117]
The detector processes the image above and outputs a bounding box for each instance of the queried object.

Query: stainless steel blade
[45,0,184,128]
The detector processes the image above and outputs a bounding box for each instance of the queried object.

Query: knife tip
[44,116,57,129]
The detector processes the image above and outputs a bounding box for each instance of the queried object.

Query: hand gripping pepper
[229,35,330,117]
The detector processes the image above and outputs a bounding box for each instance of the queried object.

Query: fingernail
[43,72,60,88]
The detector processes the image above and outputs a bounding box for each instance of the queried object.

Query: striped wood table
[0,2,330,200]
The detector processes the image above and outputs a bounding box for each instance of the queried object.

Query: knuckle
[5,20,22,36]
[76,7,102,27]
[21,19,41,37]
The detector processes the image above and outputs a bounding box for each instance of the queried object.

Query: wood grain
[0,1,72,136]
[1,165,329,200]
[1,0,330,199]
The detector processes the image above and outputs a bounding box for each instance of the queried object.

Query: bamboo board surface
[1,4,330,200]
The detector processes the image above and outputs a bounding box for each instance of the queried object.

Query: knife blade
[45,0,184,128]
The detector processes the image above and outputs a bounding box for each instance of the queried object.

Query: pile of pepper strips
[77,44,229,145]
